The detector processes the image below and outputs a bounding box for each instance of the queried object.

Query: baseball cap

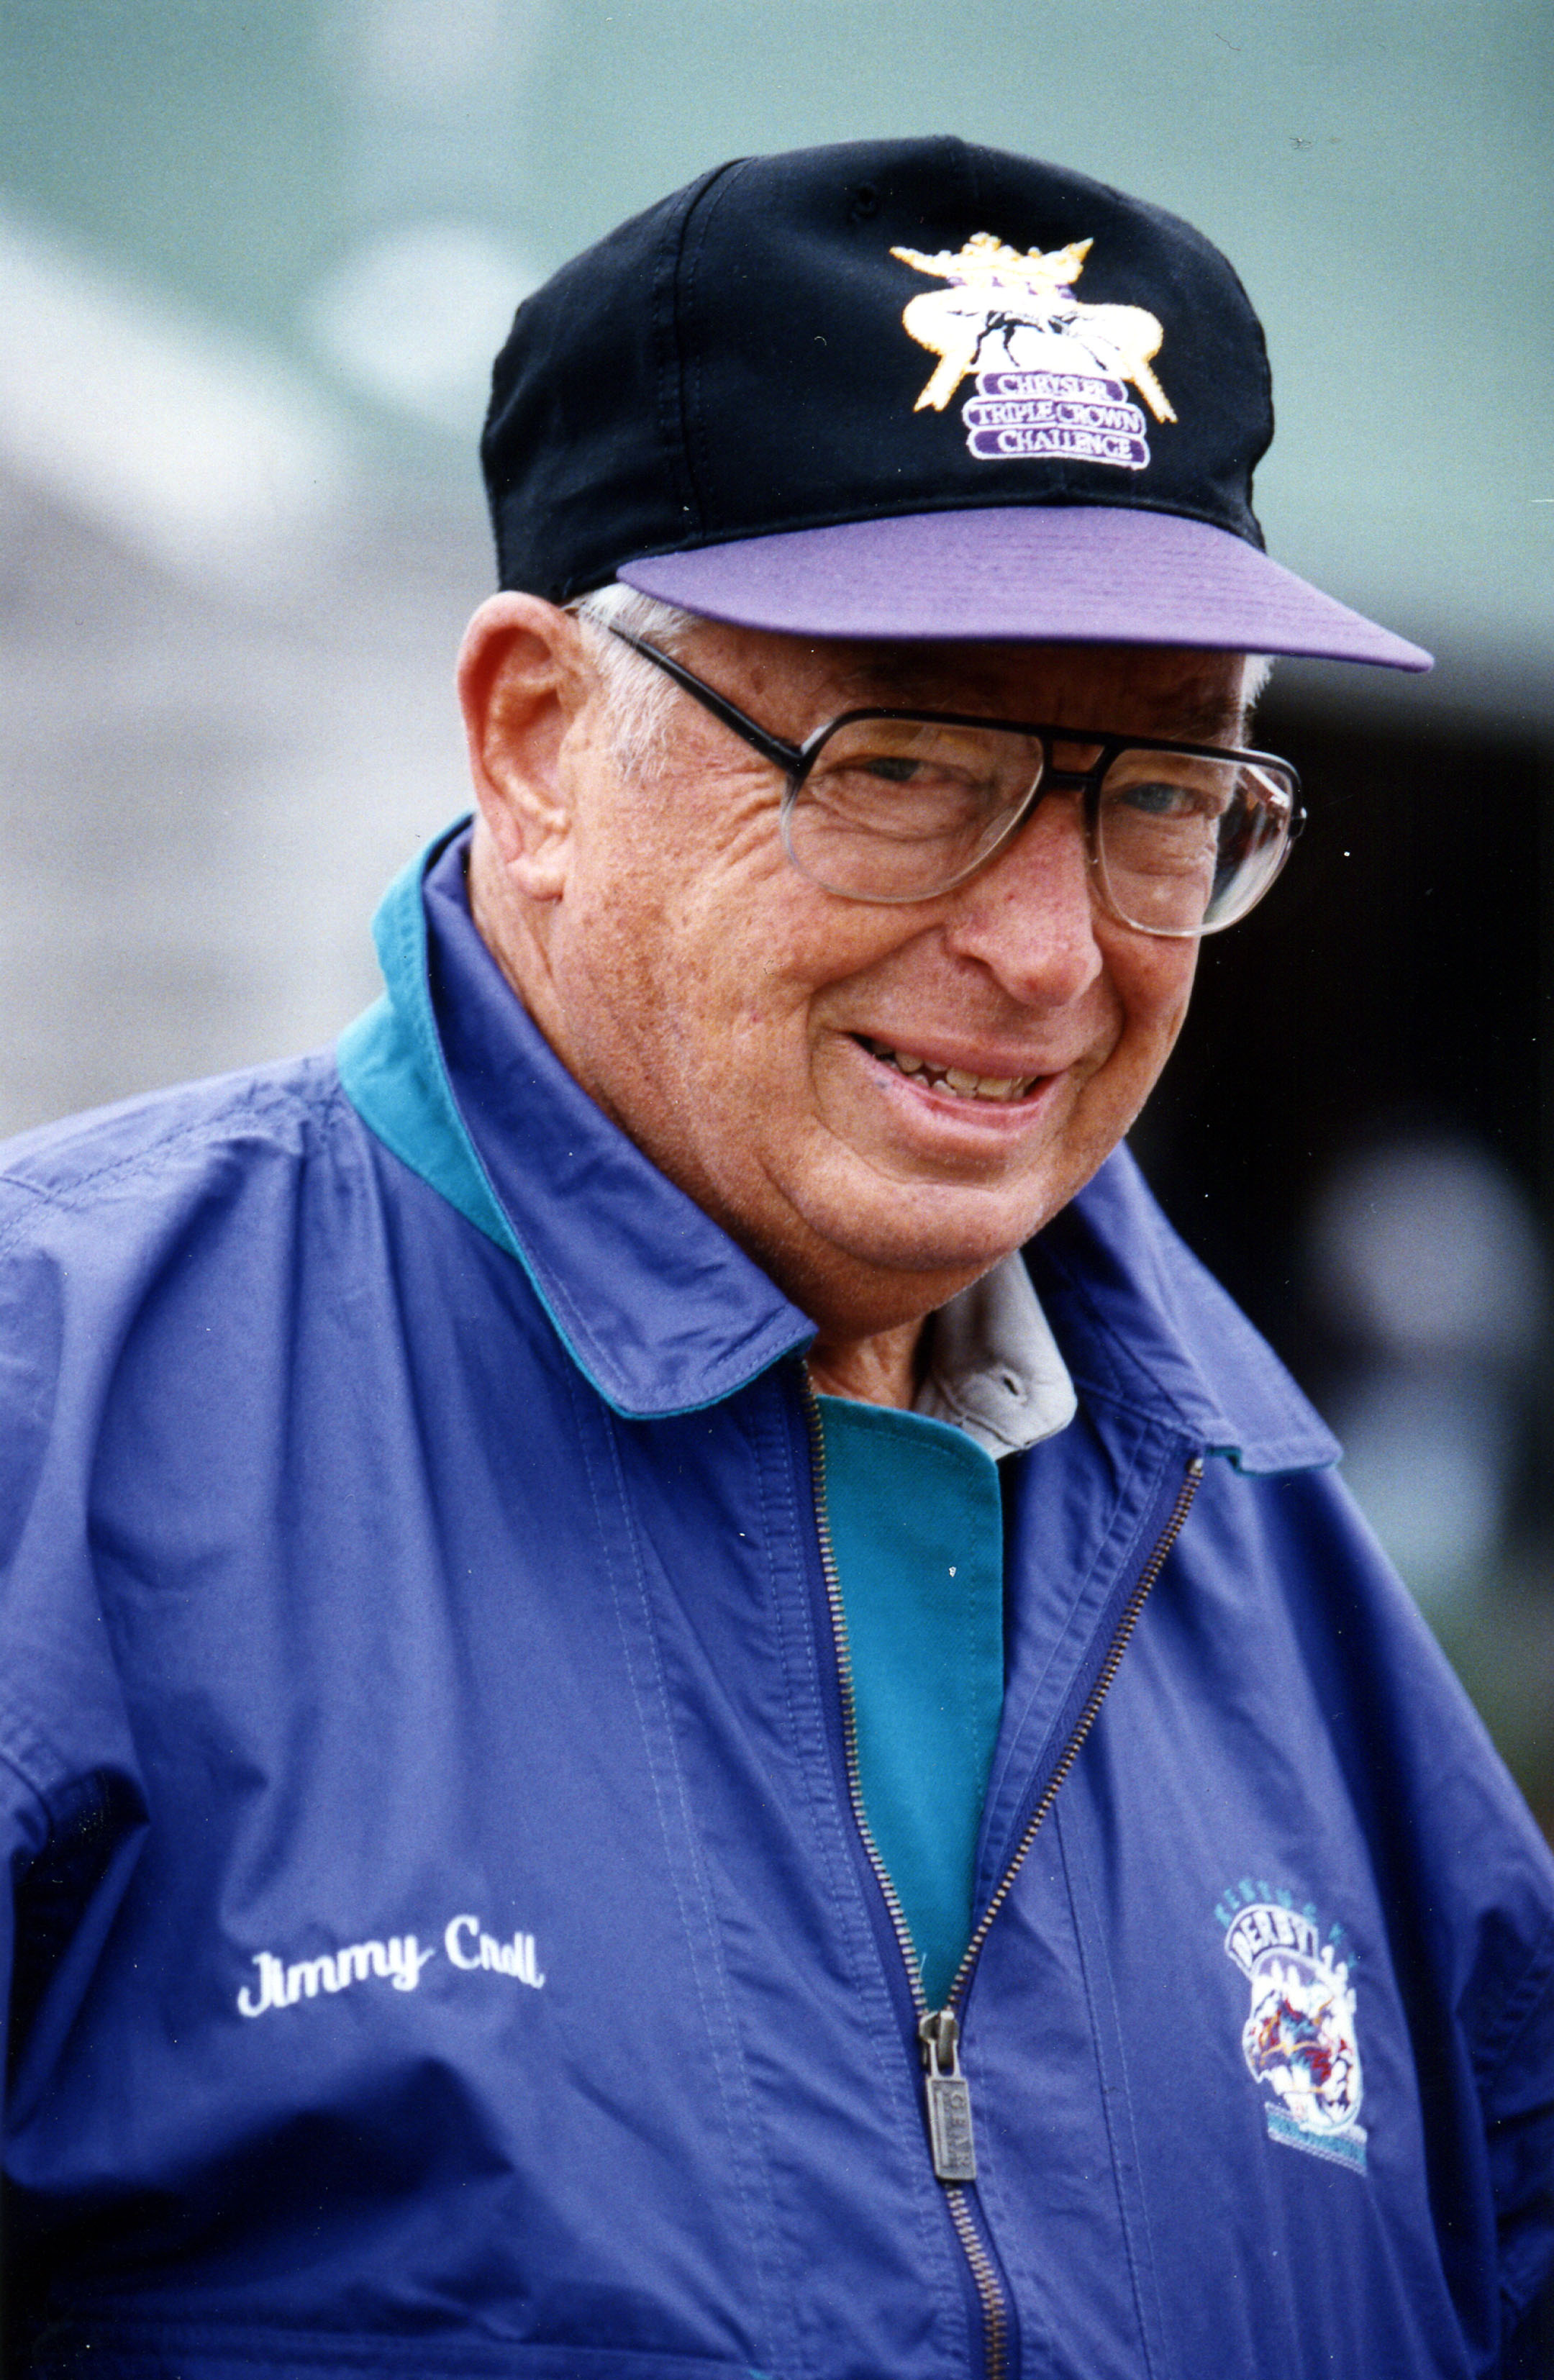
[481,135,1430,669]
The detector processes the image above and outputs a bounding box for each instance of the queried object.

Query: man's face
[493,622,1245,1335]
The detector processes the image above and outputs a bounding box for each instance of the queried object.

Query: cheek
[1109,937,1199,1079]
[1110,913,1197,1014]
[580,781,792,1001]
[559,760,940,1125]
[555,850,794,1125]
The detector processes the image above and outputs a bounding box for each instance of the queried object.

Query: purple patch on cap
[965,424,1151,468]
[619,507,1432,670]
[963,373,1152,471]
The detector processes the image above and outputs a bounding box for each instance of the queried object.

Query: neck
[806,1316,926,1409]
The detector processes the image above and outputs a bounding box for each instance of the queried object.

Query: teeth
[865,1039,1035,1102]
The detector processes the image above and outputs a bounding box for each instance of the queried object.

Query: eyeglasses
[596,621,1304,937]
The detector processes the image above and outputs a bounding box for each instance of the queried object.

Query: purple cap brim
[620,507,1432,671]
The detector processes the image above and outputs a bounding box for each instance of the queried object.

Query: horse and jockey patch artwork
[1220,1894,1370,2175]
[891,230,1175,471]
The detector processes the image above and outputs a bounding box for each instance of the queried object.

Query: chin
[799,1176,1067,1283]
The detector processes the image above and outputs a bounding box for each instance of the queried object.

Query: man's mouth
[856,1035,1042,1104]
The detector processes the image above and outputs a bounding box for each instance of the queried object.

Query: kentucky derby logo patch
[1216,1884,1368,2174]
[891,230,1174,471]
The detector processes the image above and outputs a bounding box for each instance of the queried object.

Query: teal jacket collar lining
[337,822,813,1419]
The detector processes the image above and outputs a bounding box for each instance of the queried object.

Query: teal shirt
[816,1397,1005,2009]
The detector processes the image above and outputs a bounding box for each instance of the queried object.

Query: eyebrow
[832,653,1000,707]
[1139,687,1250,744]
[832,654,1248,745]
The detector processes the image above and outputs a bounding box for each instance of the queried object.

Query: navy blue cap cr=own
[480,135,1430,667]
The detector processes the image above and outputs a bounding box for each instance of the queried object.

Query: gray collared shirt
[915,1249,1078,1458]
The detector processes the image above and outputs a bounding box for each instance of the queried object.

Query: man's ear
[457,593,594,901]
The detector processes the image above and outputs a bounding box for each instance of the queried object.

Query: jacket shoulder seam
[0,1064,342,1258]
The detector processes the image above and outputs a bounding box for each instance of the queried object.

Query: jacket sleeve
[1,1752,53,2080]
[1252,1462,1554,2374]
[0,1199,150,2135]
[1481,1918,1554,2371]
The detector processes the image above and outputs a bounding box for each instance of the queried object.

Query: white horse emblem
[890,230,1176,426]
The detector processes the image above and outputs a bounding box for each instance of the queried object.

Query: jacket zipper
[805,1382,1201,2380]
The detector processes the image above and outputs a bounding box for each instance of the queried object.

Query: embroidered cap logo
[891,230,1175,472]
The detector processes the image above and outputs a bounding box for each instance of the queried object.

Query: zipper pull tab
[919,2008,977,2183]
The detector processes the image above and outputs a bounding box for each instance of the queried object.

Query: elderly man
[1,138,1550,2380]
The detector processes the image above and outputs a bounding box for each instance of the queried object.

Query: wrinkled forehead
[676,620,1253,745]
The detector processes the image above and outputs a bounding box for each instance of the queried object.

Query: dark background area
[1140,691,1554,1825]
[1145,697,1548,1333]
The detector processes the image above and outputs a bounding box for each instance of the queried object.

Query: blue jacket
[2,823,1551,2380]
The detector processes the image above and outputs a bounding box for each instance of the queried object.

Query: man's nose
[936,791,1105,1005]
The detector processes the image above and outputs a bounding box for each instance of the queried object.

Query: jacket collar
[1031,1155,1339,1474]
[337,824,1337,1470]
[337,822,814,1417]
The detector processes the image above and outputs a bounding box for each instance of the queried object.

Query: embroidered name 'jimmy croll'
[236,1913,544,2018]
[890,230,1176,472]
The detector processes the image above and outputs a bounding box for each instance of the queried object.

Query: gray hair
[568,583,702,784]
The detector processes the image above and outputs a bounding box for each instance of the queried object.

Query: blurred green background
[4,0,1549,682]
[1,0,1550,1822]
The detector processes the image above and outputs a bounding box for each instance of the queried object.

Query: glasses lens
[1095,752,1298,935]
[785,717,1040,901]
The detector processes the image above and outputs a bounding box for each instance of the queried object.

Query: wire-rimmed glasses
[596,621,1303,937]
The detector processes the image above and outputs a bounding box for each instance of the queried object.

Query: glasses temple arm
[594,619,806,777]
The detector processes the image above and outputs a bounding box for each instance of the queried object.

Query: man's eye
[1107,772,1232,822]
[816,750,986,806]
[1117,778,1195,817]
